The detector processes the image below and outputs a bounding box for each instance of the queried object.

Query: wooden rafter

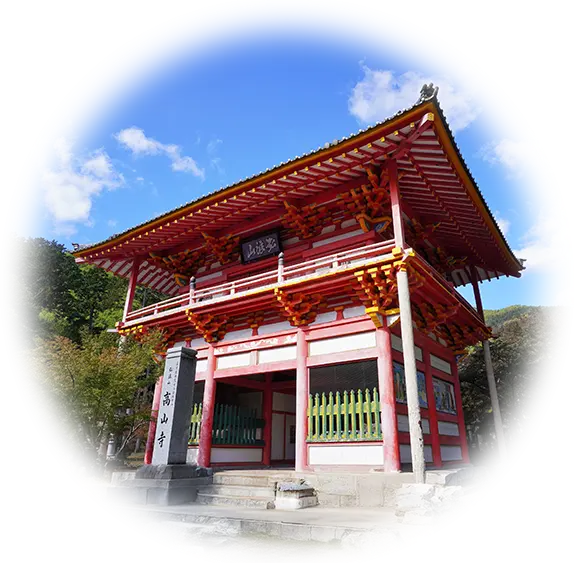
[405,153,487,268]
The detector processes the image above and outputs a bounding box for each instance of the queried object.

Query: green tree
[38,329,164,464]
[22,237,168,341]
[459,308,550,456]
[5,233,80,315]
[71,264,127,334]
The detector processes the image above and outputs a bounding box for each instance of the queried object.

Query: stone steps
[212,471,298,488]
[196,492,275,509]
[200,484,277,498]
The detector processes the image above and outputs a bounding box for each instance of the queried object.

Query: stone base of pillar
[117,464,213,505]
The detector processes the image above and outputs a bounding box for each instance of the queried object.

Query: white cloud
[42,141,124,231]
[348,65,478,132]
[512,217,554,272]
[81,149,117,180]
[556,286,574,307]
[494,212,510,236]
[479,139,530,174]
[115,127,205,179]
[558,198,574,262]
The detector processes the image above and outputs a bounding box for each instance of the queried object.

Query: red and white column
[451,357,470,463]
[197,345,216,467]
[376,324,400,472]
[295,327,309,472]
[262,374,273,466]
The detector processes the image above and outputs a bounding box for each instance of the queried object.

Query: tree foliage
[38,330,163,462]
[459,307,551,457]
[22,237,166,342]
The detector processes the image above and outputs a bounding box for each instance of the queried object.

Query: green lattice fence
[307,387,383,442]
[189,403,264,445]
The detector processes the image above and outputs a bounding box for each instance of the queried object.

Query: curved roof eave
[72,92,523,277]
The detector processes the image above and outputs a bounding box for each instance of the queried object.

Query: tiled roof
[74,89,439,253]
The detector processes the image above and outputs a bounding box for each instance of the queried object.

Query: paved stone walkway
[131,502,404,543]
[205,537,356,563]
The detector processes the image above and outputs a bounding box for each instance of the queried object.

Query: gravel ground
[201,537,358,563]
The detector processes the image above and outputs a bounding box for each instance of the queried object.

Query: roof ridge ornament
[417,83,439,103]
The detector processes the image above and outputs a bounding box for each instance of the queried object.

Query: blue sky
[35,36,543,311]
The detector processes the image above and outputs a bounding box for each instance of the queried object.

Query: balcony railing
[122,240,482,327]
[123,239,397,325]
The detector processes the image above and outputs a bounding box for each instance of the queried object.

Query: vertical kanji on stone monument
[151,346,197,465]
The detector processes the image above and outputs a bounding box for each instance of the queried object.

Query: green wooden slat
[357,389,364,439]
[365,388,372,440]
[335,391,341,441]
[227,404,233,444]
[222,404,229,444]
[313,393,319,441]
[219,403,225,444]
[327,391,334,440]
[320,393,327,441]
[231,404,236,444]
[235,405,241,444]
[343,391,349,440]
[237,405,242,445]
[350,390,356,441]
[373,388,381,439]
[239,406,244,445]
[212,404,219,444]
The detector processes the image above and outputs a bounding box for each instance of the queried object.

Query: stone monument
[127,346,212,505]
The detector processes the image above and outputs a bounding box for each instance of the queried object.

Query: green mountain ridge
[483,305,549,331]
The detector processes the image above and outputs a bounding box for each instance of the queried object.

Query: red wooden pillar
[423,348,442,468]
[451,356,470,463]
[376,325,400,472]
[295,327,309,472]
[144,375,163,465]
[262,373,273,466]
[122,257,141,321]
[197,345,216,467]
